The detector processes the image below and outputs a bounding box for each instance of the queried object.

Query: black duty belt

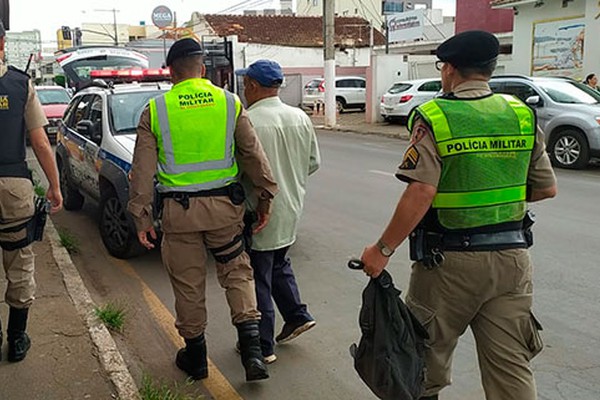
[442,230,528,251]
[160,183,245,210]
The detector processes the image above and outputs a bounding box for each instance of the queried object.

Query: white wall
[367,53,409,122]
[508,0,597,79]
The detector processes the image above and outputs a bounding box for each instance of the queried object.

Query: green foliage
[139,375,204,400]
[58,228,79,254]
[94,302,126,332]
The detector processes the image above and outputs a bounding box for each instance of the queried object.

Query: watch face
[377,240,393,257]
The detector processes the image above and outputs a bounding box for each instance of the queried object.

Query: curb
[46,219,140,400]
[313,124,410,141]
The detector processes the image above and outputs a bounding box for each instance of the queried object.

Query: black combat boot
[419,395,439,400]
[236,320,269,381]
[175,334,209,380]
[7,307,31,363]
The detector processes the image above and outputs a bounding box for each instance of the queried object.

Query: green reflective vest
[149,78,242,192]
[408,94,535,230]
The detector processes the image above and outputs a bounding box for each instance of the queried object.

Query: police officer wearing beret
[0,21,63,363]
[128,38,278,382]
[360,31,557,400]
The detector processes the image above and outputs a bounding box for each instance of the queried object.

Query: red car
[34,86,71,143]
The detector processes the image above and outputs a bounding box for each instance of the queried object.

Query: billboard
[531,16,585,80]
[387,9,424,44]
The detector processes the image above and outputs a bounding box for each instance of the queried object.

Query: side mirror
[525,95,543,107]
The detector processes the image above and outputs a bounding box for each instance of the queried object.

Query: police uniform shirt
[0,62,48,131]
[129,103,279,231]
[396,80,557,191]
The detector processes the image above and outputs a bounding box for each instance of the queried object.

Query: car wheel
[549,129,590,169]
[59,159,84,211]
[336,98,346,113]
[99,188,145,259]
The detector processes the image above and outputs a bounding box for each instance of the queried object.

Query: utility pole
[94,8,120,46]
[323,0,336,128]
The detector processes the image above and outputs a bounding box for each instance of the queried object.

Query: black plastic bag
[350,269,429,400]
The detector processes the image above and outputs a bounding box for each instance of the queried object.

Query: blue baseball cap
[236,60,284,87]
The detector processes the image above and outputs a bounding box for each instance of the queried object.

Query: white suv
[56,80,170,258]
[302,76,366,112]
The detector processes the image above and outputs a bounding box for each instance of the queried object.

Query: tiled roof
[202,14,385,48]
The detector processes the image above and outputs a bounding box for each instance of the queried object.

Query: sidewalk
[0,221,136,400]
[309,111,410,140]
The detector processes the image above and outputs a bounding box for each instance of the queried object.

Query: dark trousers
[249,246,312,355]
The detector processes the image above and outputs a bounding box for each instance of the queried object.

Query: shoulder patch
[399,146,420,170]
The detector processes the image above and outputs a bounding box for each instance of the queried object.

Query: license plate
[384,106,393,111]
[47,127,58,133]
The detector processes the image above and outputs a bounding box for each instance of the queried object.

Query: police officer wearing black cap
[128,38,278,382]
[360,31,557,399]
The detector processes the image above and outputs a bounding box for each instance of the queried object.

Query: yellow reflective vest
[408,94,535,230]
[149,78,242,192]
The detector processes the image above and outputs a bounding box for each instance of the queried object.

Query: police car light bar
[89,68,170,81]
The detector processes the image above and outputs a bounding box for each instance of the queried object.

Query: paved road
[46,131,600,400]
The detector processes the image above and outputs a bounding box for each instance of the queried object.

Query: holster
[0,197,50,251]
[522,209,536,247]
[243,211,258,251]
[409,227,444,269]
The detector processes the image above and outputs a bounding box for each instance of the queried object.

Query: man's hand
[361,244,390,278]
[252,210,270,234]
[46,184,63,214]
[138,227,157,250]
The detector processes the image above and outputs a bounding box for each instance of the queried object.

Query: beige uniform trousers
[0,178,36,309]
[160,196,260,339]
[406,249,544,400]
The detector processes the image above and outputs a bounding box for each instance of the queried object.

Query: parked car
[380,78,442,123]
[35,86,71,143]
[302,76,366,112]
[56,73,170,258]
[489,75,600,169]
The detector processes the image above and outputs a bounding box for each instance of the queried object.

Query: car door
[62,94,94,189]
[354,78,367,106]
[499,82,552,131]
[78,94,104,199]
[335,79,352,104]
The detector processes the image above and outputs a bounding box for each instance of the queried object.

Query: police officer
[127,38,278,382]
[0,21,63,362]
[360,30,557,400]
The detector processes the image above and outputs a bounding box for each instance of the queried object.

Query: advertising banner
[387,9,424,44]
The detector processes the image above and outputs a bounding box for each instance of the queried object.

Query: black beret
[166,38,204,66]
[436,30,499,68]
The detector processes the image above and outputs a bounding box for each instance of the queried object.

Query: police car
[56,69,170,258]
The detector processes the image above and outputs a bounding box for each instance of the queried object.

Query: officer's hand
[253,211,270,234]
[46,185,63,214]
[361,244,390,278]
[138,227,157,250]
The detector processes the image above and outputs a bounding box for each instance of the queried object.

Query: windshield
[62,55,148,85]
[109,91,165,135]
[537,80,600,104]
[305,79,323,89]
[388,83,412,94]
[36,89,70,105]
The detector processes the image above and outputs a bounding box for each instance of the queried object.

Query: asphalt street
[45,130,600,400]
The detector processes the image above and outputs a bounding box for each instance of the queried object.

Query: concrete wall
[508,0,597,80]
[366,54,409,123]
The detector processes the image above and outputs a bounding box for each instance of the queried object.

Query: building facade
[296,0,432,21]
[492,0,598,81]
[456,0,513,33]
[5,30,41,72]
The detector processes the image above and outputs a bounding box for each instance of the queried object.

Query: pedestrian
[359,30,557,400]
[127,38,279,382]
[0,21,63,363]
[583,73,599,91]
[235,60,320,363]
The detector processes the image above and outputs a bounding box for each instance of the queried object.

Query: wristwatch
[376,239,395,257]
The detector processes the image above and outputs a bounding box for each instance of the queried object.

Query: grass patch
[58,228,79,254]
[94,302,126,332]
[34,184,46,197]
[139,375,204,400]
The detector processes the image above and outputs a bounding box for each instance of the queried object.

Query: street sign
[151,5,173,28]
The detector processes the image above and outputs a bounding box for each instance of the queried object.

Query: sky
[11,0,456,47]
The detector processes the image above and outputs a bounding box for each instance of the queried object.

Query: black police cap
[436,30,499,68]
[166,38,204,66]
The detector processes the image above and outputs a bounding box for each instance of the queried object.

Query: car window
[86,95,103,140]
[109,91,165,135]
[305,79,322,89]
[417,81,442,92]
[354,79,366,88]
[69,95,93,129]
[537,80,600,104]
[388,83,412,94]
[62,98,80,128]
[500,82,538,102]
[488,81,504,93]
[336,80,351,88]
[36,89,71,105]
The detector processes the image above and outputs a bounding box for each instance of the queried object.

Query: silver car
[490,75,600,169]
